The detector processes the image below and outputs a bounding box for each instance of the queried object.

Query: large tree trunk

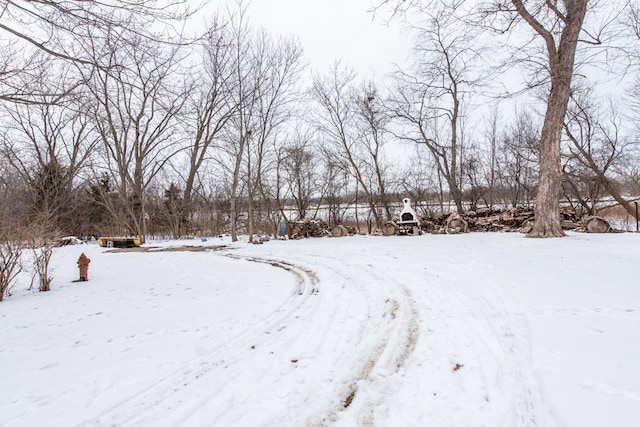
[528,82,568,237]
[449,179,465,214]
[515,0,587,238]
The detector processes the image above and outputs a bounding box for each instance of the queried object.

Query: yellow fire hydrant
[77,253,91,281]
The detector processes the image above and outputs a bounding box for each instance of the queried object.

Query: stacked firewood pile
[285,207,614,239]
[559,208,584,231]
[287,219,332,239]
[467,207,536,232]
[287,220,358,239]
[420,207,590,234]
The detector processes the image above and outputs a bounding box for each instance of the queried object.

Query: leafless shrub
[27,221,59,293]
[0,237,25,302]
[31,245,54,293]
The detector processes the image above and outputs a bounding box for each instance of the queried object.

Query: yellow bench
[97,236,141,248]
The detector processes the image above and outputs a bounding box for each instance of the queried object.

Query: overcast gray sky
[238,0,411,77]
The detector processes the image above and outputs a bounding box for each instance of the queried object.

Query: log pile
[287,220,358,239]
[420,207,589,234]
[287,219,332,239]
[466,207,536,232]
[285,207,614,239]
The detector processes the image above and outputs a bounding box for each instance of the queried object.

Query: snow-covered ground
[1,232,638,426]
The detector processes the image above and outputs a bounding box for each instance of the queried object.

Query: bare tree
[356,83,393,222]
[378,0,621,235]
[321,156,356,228]
[1,90,99,233]
[0,0,195,104]
[175,16,239,237]
[480,0,588,236]
[0,169,26,301]
[84,33,189,242]
[399,146,441,215]
[461,143,488,211]
[0,47,70,105]
[26,220,58,292]
[278,130,318,220]
[564,91,638,217]
[156,183,187,239]
[219,2,303,242]
[481,107,500,208]
[244,33,303,241]
[219,2,255,243]
[312,64,392,231]
[497,110,540,208]
[0,237,23,301]
[388,3,485,214]
[615,148,640,198]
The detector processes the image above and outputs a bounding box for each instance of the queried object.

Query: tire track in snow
[78,255,321,427]
[78,237,550,426]
[330,285,420,427]
[371,249,553,427]
[165,246,421,426]
[171,252,419,426]
[290,238,548,427]
[300,252,421,426]
[80,244,421,426]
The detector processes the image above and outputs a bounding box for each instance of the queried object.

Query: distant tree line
[1,0,640,249]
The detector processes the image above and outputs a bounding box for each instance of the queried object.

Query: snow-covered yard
[1,232,638,426]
